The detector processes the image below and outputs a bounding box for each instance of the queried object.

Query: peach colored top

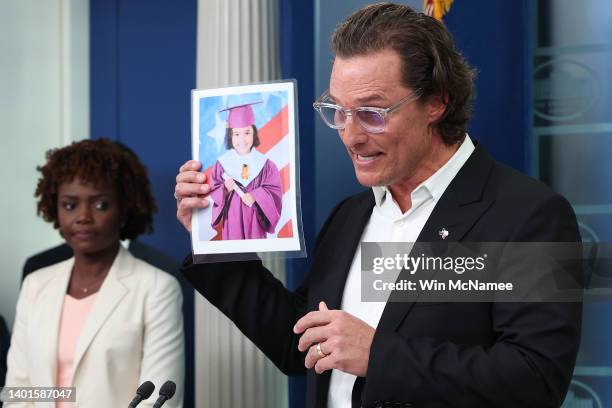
[56,294,97,408]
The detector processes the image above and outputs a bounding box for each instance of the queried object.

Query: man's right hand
[175,160,211,232]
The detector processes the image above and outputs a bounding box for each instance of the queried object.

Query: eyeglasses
[312,89,422,134]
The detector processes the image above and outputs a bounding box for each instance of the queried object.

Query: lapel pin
[439,228,449,240]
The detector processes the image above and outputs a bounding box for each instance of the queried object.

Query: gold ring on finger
[316,342,328,357]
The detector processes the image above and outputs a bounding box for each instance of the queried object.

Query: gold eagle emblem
[424,0,454,21]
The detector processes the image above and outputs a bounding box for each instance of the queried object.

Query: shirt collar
[372,134,475,207]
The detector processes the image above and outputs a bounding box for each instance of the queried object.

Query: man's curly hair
[332,2,476,146]
[35,138,157,240]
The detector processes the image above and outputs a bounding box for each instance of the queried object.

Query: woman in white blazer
[5,139,184,407]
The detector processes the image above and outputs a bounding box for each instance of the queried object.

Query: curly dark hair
[35,138,157,240]
[331,2,476,145]
[224,125,261,150]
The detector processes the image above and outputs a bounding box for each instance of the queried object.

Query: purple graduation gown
[210,159,283,240]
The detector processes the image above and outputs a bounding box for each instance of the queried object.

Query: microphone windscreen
[159,381,176,400]
[137,381,155,399]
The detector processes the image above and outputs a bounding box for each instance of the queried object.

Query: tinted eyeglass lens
[333,108,346,127]
[356,110,385,132]
[319,106,344,128]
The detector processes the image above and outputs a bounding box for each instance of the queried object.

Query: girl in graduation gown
[210,102,283,240]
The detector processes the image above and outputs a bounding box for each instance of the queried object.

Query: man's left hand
[294,301,375,377]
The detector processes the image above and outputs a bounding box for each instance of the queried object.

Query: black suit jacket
[182,144,581,408]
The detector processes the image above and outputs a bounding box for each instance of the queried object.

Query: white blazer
[5,246,184,408]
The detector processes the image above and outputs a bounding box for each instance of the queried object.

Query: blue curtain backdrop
[444,0,531,172]
[279,1,315,407]
[90,1,197,407]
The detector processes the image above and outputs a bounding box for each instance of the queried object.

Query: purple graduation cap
[220,101,262,128]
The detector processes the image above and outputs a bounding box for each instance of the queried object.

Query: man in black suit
[175,3,581,407]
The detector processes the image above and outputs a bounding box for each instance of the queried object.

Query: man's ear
[427,94,447,125]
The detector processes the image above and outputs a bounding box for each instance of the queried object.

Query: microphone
[128,381,155,408]
[152,381,176,408]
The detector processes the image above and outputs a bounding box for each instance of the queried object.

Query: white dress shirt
[327,136,475,408]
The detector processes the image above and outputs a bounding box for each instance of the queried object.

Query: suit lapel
[38,261,73,385]
[377,145,496,333]
[314,193,375,310]
[72,248,131,376]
